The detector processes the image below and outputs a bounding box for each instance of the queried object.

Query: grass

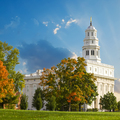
[0,109,120,120]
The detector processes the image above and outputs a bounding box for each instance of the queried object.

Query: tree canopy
[0,60,15,103]
[0,41,25,92]
[39,57,98,111]
[100,92,117,111]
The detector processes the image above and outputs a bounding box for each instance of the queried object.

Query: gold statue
[90,17,92,22]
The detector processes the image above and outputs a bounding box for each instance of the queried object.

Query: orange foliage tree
[39,57,98,111]
[0,60,14,103]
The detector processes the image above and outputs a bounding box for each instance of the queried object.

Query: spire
[90,17,92,26]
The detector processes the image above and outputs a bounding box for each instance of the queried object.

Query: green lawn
[0,109,120,120]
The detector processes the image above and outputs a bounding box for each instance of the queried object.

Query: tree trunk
[0,103,4,109]
[79,103,81,111]
[68,102,71,111]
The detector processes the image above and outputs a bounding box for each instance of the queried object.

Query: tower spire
[90,17,92,26]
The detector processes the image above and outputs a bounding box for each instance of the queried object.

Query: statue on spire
[90,17,92,26]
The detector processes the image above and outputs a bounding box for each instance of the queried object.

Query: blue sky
[0,0,120,98]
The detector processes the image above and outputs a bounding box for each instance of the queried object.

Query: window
[90,67,91,71]
[92,40,94,44]
[86,50,89,55]
[27,86,29,92]
[91,50,94,55]
[100,85,102,91]
[106,85,107,92]
[95,68,97,72]
[88,32,89,36]
[91,32,93,36]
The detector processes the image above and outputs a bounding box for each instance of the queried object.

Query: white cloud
[33,18,39,26]
[71,52,78,60]
[4,16,20,29]
[62,19,65,23]
[53,28,60,34]
[43,21,48,26]
[53,24,61,34]
[65,18,77,28]
[23,62,26,66]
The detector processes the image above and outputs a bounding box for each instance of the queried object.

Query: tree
[46,96,56,111]
[100,92,117,112]
[39,57,98,111]
[0,60,15,108]
[118,101,120,111]
[20,94,28,110]
[32,88,43,110]
[0,41,25,92]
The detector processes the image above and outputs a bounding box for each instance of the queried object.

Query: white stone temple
[23,18,116,111]
[82,17,116,111]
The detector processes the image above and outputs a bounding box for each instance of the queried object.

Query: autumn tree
[0,60,15,108]
[100,92,117,112]
[0,41,25,92]
[39,57,98,111]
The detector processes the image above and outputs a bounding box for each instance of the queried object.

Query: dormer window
[91,50,94,55]
[88,32,89,36]
[91,32,93,36]
[86,50,89,55]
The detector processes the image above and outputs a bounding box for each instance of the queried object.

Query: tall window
[27,86,29,92]
[92,40,94,44]
[86,50,89,55]
[88,32,89,36]
[91,50,94,55]
[91,32,93,36]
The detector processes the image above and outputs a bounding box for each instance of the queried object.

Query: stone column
[112,84,114,93]
[97,82,100,109]
[108,83,110,92]
[102,83,105,96]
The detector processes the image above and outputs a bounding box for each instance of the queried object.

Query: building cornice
[94,74,117,80]
[85,60,114,69]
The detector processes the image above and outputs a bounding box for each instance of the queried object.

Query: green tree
[32,88,43,110]
[20,94,28,110]
[100,92,117,112]
[46,96,56,111]
[0,41,25,92]
[118,101,120,111]
[39,57,98,111]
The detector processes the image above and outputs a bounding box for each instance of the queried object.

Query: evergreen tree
[32,88,43,110]
[20,94,28,110]
[100,92,117,112]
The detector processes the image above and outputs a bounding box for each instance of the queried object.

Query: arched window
[27,86,29,92]
[91,50,94,55]
[86,50,89,55]
[91,32,93,36]
[88,32,89,36]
